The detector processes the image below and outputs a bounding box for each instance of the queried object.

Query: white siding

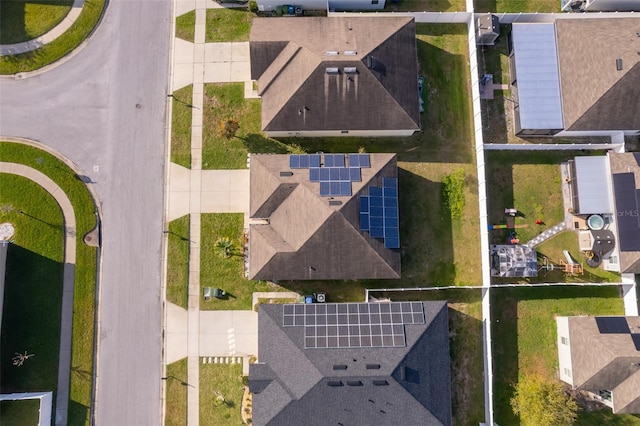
[512,23,564,130]
[574,156,613,214]
[557,316,574,386]
[265,129,416,137]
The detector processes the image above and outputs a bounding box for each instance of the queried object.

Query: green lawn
[200,364,244,425]
[0,0,73,44]
[175,11,195,43]
[0,0,107,74]
[491,286,626,425]
[0,141,98,425]
[384,0,466,12]
[0,399,41,426]
[200,213,282,310]
[474,0,560,12]
[205,8,254,43]
[0,175,64,395]
[165,358,188,426]
[166,215,190,309]
[171,85,193,169]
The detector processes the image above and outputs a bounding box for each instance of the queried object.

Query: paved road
[0,0,172,423]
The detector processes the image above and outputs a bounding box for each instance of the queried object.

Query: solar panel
[370,206,383,218]
[324,154,334,167]
[349,154,360,167]
[290,155,300,168]
[385,207,398,218]
[360,196,369,212]
[310,154,321,168]
[383,186,397,198]
[359,154,371,168]
[320,181,330,196]
[384,238,400,249]
[309,168,320,182]
[299,155,310,168]
[340,167,350,181]
[334,155,345,167]
[330,168,340,181]
[358,178,400,248]
[370,216,384,228]
[369,196,383,207]
[369,187,382,197]
[383,177,397,188]
[340,182,351,196]
[360,213,369,230]
[282,302,425,349]
[612,173,640,251]
[330,182,340,195]
[320,168,330,181]
[349,168,361,182]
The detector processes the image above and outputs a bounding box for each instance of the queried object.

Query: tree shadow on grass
[67,399,90,425]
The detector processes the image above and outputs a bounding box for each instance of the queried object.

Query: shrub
[442,169,466,220]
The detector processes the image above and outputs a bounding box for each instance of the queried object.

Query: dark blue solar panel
[360,213,369,230]
[349,168,361,182]
[324,155,334,167]
[333,155,345,167]
[370,227,384,238]
[310,168,320,182]
[385,227,399,239]
[320,168,330,181]
[370,217,384,228]
[370,196,383,207]
[340,168,350,180]
[385,238,399,249]
[360,196,369,212]
[320,181,330,196]
[384,207,398,218]
[349,154,360,167]
[299,155,310,168]
[370,206,384,217]
[330,182,340,195]
[383,187,398,198]
[383,177,397,188]
[359,154,371,168]
[330,168,340,181]
[385,217,398,228]
[290,155,300,168]
[369,187,382,197]
[384,197,397,208]
[310,154,321,168]
[340,182,351,196]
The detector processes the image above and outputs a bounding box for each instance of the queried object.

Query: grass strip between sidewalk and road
[171,85,193,169]
[0,141,98,425]
[165,358,188,426]
[0,0,107,75]
[166,215,190,309]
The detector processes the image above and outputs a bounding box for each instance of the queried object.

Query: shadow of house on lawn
[0,244,63,394]
[0,0,74,45]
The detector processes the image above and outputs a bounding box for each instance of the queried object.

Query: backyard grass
[491,286,626,425]
[0,0,107,74]
[166,215,190,309]
[0,0,73,44]
[0,399,41,426]
[0,175,64,395]
[200,213,283,310]
[0,141,98,425]
[171,85,193,169]
[384,0,466,12]
[474,0,560,12]
[200,364,244,425]
[175,11,195,43]
[165,358,188,426]
[205,8,254,43]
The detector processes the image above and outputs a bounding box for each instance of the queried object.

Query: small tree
[511,374,577,426]
[215,237,236,258]
[219,119,240,139]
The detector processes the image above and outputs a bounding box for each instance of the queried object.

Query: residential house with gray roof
[249,17,421,137]
[248,153,401,280]
[249,301,452,425]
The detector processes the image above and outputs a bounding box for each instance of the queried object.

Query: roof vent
[616,58,623,71]
[344,67,357,74]
[333,364,348,370]
[329,200,343,206]
[325,50,339,56]
[366,364,381,370]
[280,171,294,177]
[326,67,340,75]
[344,50,357,55]
[327,380,344,387]
[400,366,407,381]
[346,380,363,386]
[372,380,388,386]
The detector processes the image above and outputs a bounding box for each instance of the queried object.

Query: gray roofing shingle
[250,301,452,425]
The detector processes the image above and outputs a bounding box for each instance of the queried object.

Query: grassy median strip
[165,359,188,426]
[200,363,244,425]
[0,0,107,74]
[175,11,196,43]
[171,85,194,168]
[167,215,190,309]
[0,141,98,425]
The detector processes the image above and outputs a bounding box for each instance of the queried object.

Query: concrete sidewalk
[0,162,77,426]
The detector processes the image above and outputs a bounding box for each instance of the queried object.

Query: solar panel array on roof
[612,173,640,251]
[290,154,321,169]
[596,317,631,334]
[282,302,424,349]
[294,153,370,197]
[359,178,400,248]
